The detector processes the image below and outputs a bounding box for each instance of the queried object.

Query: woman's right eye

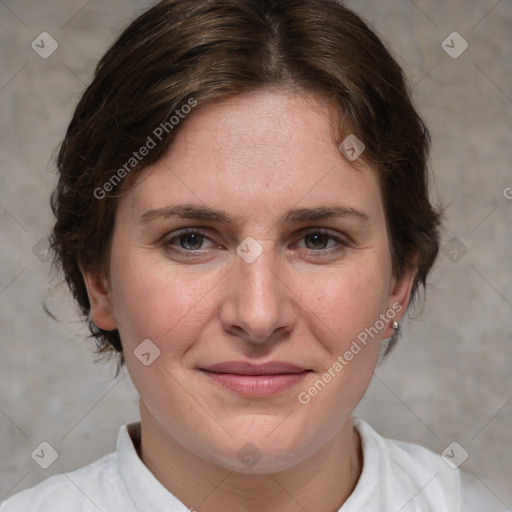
[163,229,215,254]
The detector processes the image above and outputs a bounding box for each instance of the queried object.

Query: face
[83,89,415,474]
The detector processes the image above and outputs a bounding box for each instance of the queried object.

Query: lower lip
[201,371,309,397]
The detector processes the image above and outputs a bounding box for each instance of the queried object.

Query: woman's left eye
[295,231,345,251]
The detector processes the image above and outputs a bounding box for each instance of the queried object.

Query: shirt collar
[115,420,374,511]
[116,422,190,511]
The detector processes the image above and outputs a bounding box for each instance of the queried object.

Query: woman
[0,0,487,510]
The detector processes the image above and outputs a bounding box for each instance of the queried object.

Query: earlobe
[79,264,118,332]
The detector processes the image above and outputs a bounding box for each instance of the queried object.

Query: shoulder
[354,422,507,512]
[0,453,121,512]
[354,417,459,479]
[351,417,461,511]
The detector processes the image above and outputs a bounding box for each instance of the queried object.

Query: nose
[218,242,297,345]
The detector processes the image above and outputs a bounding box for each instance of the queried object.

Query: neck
[137,406,363,512]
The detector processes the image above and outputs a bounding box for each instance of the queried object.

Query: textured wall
[0,0,511,507]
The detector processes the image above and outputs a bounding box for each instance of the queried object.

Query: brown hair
[50,0,442,365]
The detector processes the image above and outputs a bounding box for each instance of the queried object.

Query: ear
[79,264,118,331]
[383,256,418,338]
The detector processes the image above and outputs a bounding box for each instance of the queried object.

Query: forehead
[122,89,385,228]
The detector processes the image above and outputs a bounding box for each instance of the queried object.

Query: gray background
[1,0,511,508]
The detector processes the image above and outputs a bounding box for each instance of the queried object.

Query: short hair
[50,0,442,365]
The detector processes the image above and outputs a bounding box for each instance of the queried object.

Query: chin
[213,447,305,475]
[196,424,311,474]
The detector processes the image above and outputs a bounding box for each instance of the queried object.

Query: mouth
[199,361,312,397]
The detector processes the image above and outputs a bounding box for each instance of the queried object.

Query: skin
[82,88,416,512]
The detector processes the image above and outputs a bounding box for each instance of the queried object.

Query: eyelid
[295,226,347,240]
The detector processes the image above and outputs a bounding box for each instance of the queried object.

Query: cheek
[294,266,389,419]
[305,260,392,353]
[108,248,222,351]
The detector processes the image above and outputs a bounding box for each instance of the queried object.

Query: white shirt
[0,418,501,511]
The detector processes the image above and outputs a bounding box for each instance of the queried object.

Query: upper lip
[201,361,310,375]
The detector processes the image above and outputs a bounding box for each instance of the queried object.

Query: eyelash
[162,227,348,258]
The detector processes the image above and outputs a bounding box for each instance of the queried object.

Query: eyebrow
[139,203,370,227]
